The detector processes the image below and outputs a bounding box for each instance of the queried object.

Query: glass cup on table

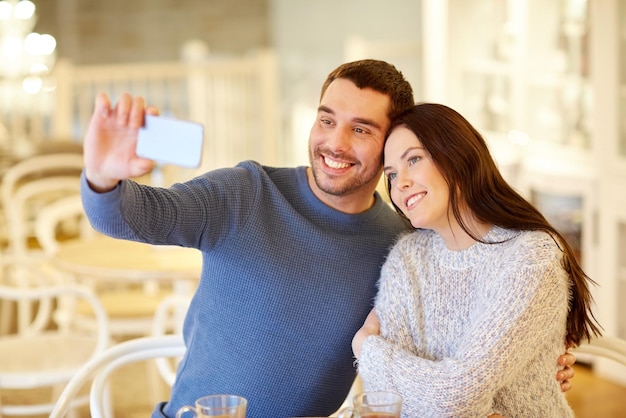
[335,391,402,418]
[176,394,247,418]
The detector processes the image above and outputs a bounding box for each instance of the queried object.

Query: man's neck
[305,167,377,214]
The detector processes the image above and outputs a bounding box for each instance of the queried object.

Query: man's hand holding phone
[84,92,204,193]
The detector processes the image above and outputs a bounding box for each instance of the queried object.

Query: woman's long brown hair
[386,103,602,347]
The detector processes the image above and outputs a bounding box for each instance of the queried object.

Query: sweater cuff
[80,170,122,199]
[358,335,395,388]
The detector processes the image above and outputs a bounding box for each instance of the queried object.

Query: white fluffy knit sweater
[358,226,574,418]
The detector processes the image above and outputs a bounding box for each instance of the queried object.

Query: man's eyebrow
[354,117,383,131]
[318,105,333,114]
[318,105,383,131]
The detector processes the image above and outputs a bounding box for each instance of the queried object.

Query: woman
[352,103,601,417]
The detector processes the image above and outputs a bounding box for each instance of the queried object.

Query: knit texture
[81,160,410,418]
[358,227,574,418]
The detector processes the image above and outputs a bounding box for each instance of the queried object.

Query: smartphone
[136,115,204,168]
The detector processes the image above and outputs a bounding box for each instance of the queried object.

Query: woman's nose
[396,171,412,189]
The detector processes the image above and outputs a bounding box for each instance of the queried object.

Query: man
[81,60,574,417]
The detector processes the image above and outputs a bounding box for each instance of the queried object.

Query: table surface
[53,235,203,283]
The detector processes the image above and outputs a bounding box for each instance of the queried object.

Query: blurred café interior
[0,0,625,416]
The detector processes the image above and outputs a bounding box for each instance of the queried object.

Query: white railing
[0,48,281,177]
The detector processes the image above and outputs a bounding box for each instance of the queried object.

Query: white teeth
[324,157,350,169]
[407,193,425,207]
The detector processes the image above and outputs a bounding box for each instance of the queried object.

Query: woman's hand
[557,351,576,392]
[352,309,381,359]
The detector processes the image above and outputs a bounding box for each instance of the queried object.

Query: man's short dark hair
[321,59,415,121]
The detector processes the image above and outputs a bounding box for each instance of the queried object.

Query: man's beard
[309,148,381,196]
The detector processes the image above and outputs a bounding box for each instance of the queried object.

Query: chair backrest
[0,153,84,256]
[572,335,626,366]
[0,254,109,338]
[0,281,109,346]
[10,177,82,252]
[0,162,82,327]
[0,153,83,208]
[34,193,94,257]
[50,335,185,418]
[0,257,110,401]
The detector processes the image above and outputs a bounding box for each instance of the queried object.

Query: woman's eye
[408,156,419,166]
[387,172,397,181]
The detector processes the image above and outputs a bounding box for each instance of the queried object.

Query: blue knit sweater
[80,160,409,418]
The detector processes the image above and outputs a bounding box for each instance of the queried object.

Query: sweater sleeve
[80,163,259,250]
[80,172,142,241]
[370,240,421,360]
[358,234,570,417]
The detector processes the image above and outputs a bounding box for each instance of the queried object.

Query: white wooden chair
[0,257,109,417]
[0,153,84,256]
[33,193,179,340]
[570,334,626,394]
[572,335,626,366]
[51,293,368,418]
[51,294,191,418]
[33,193,94,255]
[50,335,185,418]
[0,153,83,334]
